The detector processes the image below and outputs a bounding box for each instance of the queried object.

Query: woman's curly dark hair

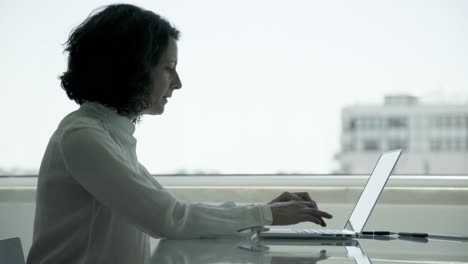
[60,4,180,119]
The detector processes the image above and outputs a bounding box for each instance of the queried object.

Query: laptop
[253,238,359,247]
[259,149,402,239]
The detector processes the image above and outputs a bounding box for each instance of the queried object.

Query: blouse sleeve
[60,126,272,239]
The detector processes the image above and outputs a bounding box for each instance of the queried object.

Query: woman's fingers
[301,215,323,226]
[297,200,319,209]
[292,192,318,208]
[269,200,333,226]
[271,192,319,209]
[269,191,303,204]
[294,192,311,201]
[300,208,333,219]
[283,192,303,201]
[300,208,333,226]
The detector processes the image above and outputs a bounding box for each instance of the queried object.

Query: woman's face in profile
[143,38,182,115]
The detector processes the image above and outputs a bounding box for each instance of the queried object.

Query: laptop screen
[345,149,402,233]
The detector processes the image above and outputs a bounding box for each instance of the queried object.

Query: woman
[27,4,332,263]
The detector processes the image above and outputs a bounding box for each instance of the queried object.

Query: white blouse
[27,101,272,263]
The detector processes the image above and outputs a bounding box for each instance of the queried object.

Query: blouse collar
[80,101,136,135]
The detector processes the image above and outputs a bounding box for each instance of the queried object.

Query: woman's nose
[173,72,182,90]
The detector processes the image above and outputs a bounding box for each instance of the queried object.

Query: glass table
[148,236,468,264]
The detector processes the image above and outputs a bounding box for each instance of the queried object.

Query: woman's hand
[268,192,317,207]
[269,200,333,226]
[268,192,332,226]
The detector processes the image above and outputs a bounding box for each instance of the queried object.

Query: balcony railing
[1,174,467,256]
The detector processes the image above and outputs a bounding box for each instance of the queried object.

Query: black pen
[361,231,396,236]
[398,232,428,238]
[398,232,468,241]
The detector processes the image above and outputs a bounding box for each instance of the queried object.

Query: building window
[371,117,382,129]
[358,117,382,130]
[452,138,463,151]
[363,140,379,151]
[347,119,356,131]
[430,138,466,152]
[453,116,463,128]
[430,139,442,152]
[432,116,441,128]
[343,142,356,152]
[433,115,467,129]
[356,118,365,129]
[387,138,407,150]
[387,117,407,129]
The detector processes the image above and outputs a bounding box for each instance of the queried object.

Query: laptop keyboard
[293,229,353,237]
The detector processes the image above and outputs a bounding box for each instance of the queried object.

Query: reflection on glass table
[150,238,368,264]
[149,236,468,264]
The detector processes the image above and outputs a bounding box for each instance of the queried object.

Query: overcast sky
[1,0,467,174]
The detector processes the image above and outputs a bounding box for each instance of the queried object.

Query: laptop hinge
[345,221,355,232]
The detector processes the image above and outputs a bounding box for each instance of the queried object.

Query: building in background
[335,95,468,174]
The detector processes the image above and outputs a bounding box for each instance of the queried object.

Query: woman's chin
[143,105,165,116]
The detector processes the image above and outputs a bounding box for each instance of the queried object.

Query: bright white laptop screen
[346,150,402,233]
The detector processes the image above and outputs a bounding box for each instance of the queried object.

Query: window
[2,2,467,260]
[430,138,466,152]
[433,115,467,129]
[356,117,383,130]
[347,119,356,131]
[343,142,356,152]
[430,139,442,152]
[387,138,407,150]
[452,138,463,151]
[387,117,407,129]
[453,116,463,128]
[363,140,380,151]
[1,1,466,175]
